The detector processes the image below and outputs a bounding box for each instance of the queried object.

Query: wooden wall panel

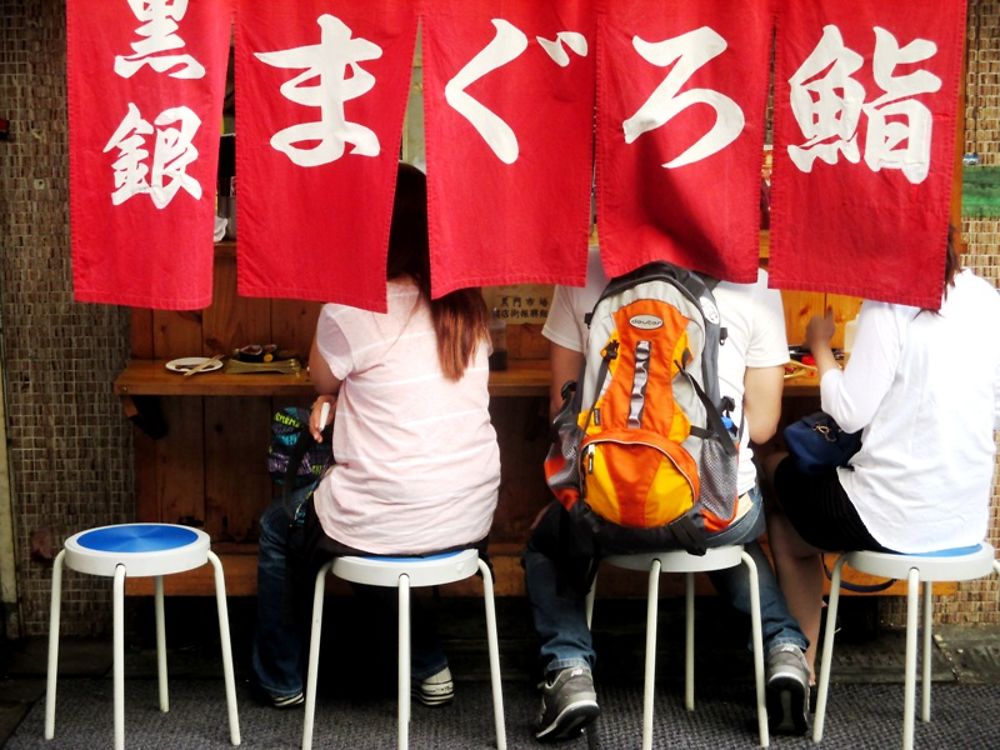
[271,298,322,361]
[203,255,271,355]
[204,396,272,542]
[488,397,551,542]
[130,310,155,359]
[826,293,863,349]
[780,291,861,351]
[152,309,204,359]
[133,428,159,522]
[780,290,825,348]
[507,323,549,361]
[156,398,206,526]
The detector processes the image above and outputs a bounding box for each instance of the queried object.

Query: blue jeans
[251,493,448,700]
[524,486,808,676]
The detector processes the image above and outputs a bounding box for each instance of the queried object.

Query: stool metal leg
[921,581,932,723]
[740,551,769,748]
[155,575,169,713]
[585,572,597,630]
[903,568,919,750]
[684,571,695,711]
[113,564,126,750]
[813,555,847,743]
[478,559,507,750]
[302,561,333,750]
[398,574,411,750]
[208,551,241,745]
[44,549,65,740]
[641,559,662,750]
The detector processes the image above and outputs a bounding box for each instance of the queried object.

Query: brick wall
[0,0,133,637]
[932,0,1000,625]
[0,1,998,636]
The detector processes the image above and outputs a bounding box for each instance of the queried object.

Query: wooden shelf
[115,358,819,400]
[115,359,312,397]
[114,358,551,398]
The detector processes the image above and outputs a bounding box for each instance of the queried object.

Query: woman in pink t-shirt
[252,163,500,709]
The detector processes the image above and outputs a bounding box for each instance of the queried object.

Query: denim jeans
[251,493,449,700]
[524,486,808,676]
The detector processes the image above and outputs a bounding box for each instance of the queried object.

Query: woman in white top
[766,230,1000,675]
[252,163,500,708]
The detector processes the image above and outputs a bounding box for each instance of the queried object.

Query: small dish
[165,357,224,374]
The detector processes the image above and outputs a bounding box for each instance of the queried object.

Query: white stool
[45,523,241,750]
[586,546,769,750]
[302,548,506,750]
[814,544,1000,750]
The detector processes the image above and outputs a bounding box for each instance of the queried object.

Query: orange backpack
[544,262,739,555]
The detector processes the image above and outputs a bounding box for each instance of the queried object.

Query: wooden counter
[115,357,821,400]
[114,358,552,399]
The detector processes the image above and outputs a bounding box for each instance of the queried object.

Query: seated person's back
[312,277,500,554]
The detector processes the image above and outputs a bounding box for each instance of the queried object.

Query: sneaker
[534,666,600,742]
[247,678,305,709]
[413,666,454,707]
[766,644,810,735]
[271,691,305,708]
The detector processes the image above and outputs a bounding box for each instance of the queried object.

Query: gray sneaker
[534,666,600,742]
[766,644,810,735]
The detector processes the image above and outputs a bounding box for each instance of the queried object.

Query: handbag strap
[824,556,896,593]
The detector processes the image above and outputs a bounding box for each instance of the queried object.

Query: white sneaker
[413,666,454,707]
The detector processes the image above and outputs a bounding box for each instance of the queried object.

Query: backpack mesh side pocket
[698,435,738,524]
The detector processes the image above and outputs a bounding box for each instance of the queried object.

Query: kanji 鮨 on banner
[423,0,596,297]
[768,0,966,309]
[68,0,233,309]
[596,0,774,283]
[236,1,416,311]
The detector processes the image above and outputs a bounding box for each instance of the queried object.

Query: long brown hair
[922,225,964,313]
[385,163,489,380]
[944,225,962,290]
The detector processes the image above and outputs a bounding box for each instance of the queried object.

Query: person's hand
[805,308,839,378]
[806,308,836,352]
[310,395,336,442]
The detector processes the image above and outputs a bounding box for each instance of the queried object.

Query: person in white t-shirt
[766,230,1000,679]
[527,245,812,741]
[252,163,500,710]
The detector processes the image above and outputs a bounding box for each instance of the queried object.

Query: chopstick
[183,353,223,378]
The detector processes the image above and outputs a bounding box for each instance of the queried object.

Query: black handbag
[783,412,862,475]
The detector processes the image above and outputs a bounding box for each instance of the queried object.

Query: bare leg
[766,510,824,678]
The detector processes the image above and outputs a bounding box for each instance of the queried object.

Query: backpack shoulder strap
[696,272,721,292]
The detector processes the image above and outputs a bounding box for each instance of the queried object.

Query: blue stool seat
[46,523,240,749]
[814,543,1000,750]
[303,548,506,750]
[64,523,209,577]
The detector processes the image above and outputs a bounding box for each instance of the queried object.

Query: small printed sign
[483,284,552,325]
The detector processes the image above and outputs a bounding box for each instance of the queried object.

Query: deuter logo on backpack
[544,261,739,556]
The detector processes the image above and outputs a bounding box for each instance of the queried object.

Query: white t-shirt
[822,269,1000,552]
[542,247,788,495]
[311,279,501,555]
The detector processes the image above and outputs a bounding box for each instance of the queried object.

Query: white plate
[165,357,223,374]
